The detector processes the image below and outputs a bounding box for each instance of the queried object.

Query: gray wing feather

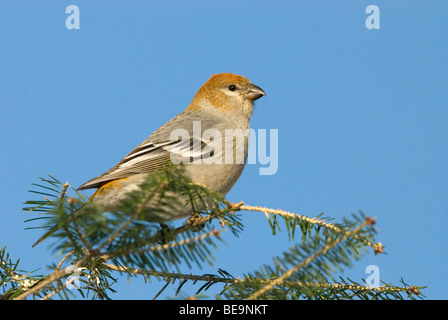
[77,110,221,190]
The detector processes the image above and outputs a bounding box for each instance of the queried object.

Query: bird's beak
[245,83,266,101]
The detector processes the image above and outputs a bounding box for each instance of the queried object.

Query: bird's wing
[77,112,222,190]
[78,137,211,190]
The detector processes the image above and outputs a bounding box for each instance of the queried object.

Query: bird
[32,73,265,247]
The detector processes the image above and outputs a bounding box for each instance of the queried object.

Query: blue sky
[1,1,447,299]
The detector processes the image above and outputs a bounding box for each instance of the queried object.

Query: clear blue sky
[1,1,447,299]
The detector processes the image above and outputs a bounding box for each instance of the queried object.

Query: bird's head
[188,73,265,120]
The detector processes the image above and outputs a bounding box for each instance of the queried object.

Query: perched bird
[32,73,265,246]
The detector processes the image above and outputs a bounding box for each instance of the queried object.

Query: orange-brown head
[187,73,265,119]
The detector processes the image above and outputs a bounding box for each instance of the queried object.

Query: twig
[56,251,74,271]
[102,263,236,283]
[40,277,77,300]
[101,263,420,297]
[59,182,70,200]
[240,204,378,250]
[139,229,221,254]
[14,265,75,300]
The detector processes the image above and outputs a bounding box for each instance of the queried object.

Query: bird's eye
[228,84,237,91]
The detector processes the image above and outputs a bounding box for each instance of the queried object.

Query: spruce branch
[246,217,373,300]
[239,204,380,253]
[99,263,422,300]
[8,164,424,300]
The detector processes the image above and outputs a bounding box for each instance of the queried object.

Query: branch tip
[365,216,376,226]
[67,197,78,205]
[227,201,244,213]
[409,286,421,295]
[373,242,384,255]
